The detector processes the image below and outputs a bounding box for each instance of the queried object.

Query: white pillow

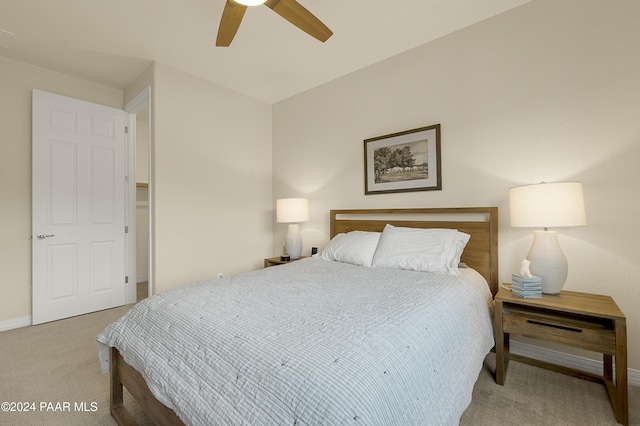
[315,231,381,267]
[371,224,470,275]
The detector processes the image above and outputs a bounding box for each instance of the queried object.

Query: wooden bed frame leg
[110,346,123,409]
[108,346,185,426]
[109,346,137,426]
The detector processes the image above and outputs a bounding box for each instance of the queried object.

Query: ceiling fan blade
[216,0,248,47]
[264,0,333,42]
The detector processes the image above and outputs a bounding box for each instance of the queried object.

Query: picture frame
[364,124,441,195]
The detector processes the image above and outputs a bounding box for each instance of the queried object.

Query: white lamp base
[527,230,568,295]
[285,223,303,260]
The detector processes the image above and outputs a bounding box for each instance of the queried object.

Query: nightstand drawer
[502,306,616,355]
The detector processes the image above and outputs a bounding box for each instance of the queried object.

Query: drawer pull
[527,320,582,333]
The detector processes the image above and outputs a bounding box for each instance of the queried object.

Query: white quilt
[97,258,494,426]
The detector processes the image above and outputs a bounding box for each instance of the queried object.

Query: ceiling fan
[216,0,333,47]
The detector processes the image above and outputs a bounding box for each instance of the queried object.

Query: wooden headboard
[330,207,499,295]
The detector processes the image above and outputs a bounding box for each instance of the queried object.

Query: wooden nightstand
[263,256,307,268]
[494,287,628,425]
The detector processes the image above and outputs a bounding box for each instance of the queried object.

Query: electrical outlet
[217,272,224,279]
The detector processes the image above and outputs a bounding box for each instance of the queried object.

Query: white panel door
[32,89,127,324]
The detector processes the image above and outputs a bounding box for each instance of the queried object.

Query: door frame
[124,86,152,302]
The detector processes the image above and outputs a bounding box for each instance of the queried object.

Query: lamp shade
[276,198,309,223]
[509,182,586,228]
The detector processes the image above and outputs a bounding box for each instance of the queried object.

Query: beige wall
[0,56,123,323]
[0,58,273,323]
[135,116,150,280]
[152,63,273,294]
[136,187,149,281]
[135,117,149,184]
[272,0,640,369]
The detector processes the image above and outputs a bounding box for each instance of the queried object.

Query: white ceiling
[0,0,531,104]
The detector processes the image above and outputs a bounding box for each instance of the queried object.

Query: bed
[97,207,498,425]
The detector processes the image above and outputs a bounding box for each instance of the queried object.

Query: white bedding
[97,258,494,426]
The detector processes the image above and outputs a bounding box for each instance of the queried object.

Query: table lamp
[276,198,309,260]
[509,182,586,294]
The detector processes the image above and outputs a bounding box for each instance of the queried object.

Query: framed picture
[364,124,441,195]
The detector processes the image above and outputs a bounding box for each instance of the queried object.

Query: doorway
[124,87,152,301]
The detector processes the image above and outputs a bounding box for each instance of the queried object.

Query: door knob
[36,233,55,240]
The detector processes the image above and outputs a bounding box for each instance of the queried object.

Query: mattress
[97,258,494,425]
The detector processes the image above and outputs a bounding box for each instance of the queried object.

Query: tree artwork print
[373,140,428,184]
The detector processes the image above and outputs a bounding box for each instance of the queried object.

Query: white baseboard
[511,340,640,387]
[0,315,31,332]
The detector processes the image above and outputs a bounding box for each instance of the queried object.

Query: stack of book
[511,274,542,298]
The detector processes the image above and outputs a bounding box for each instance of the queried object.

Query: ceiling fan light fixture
[234,0,266,6]
[218,0,333,46]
